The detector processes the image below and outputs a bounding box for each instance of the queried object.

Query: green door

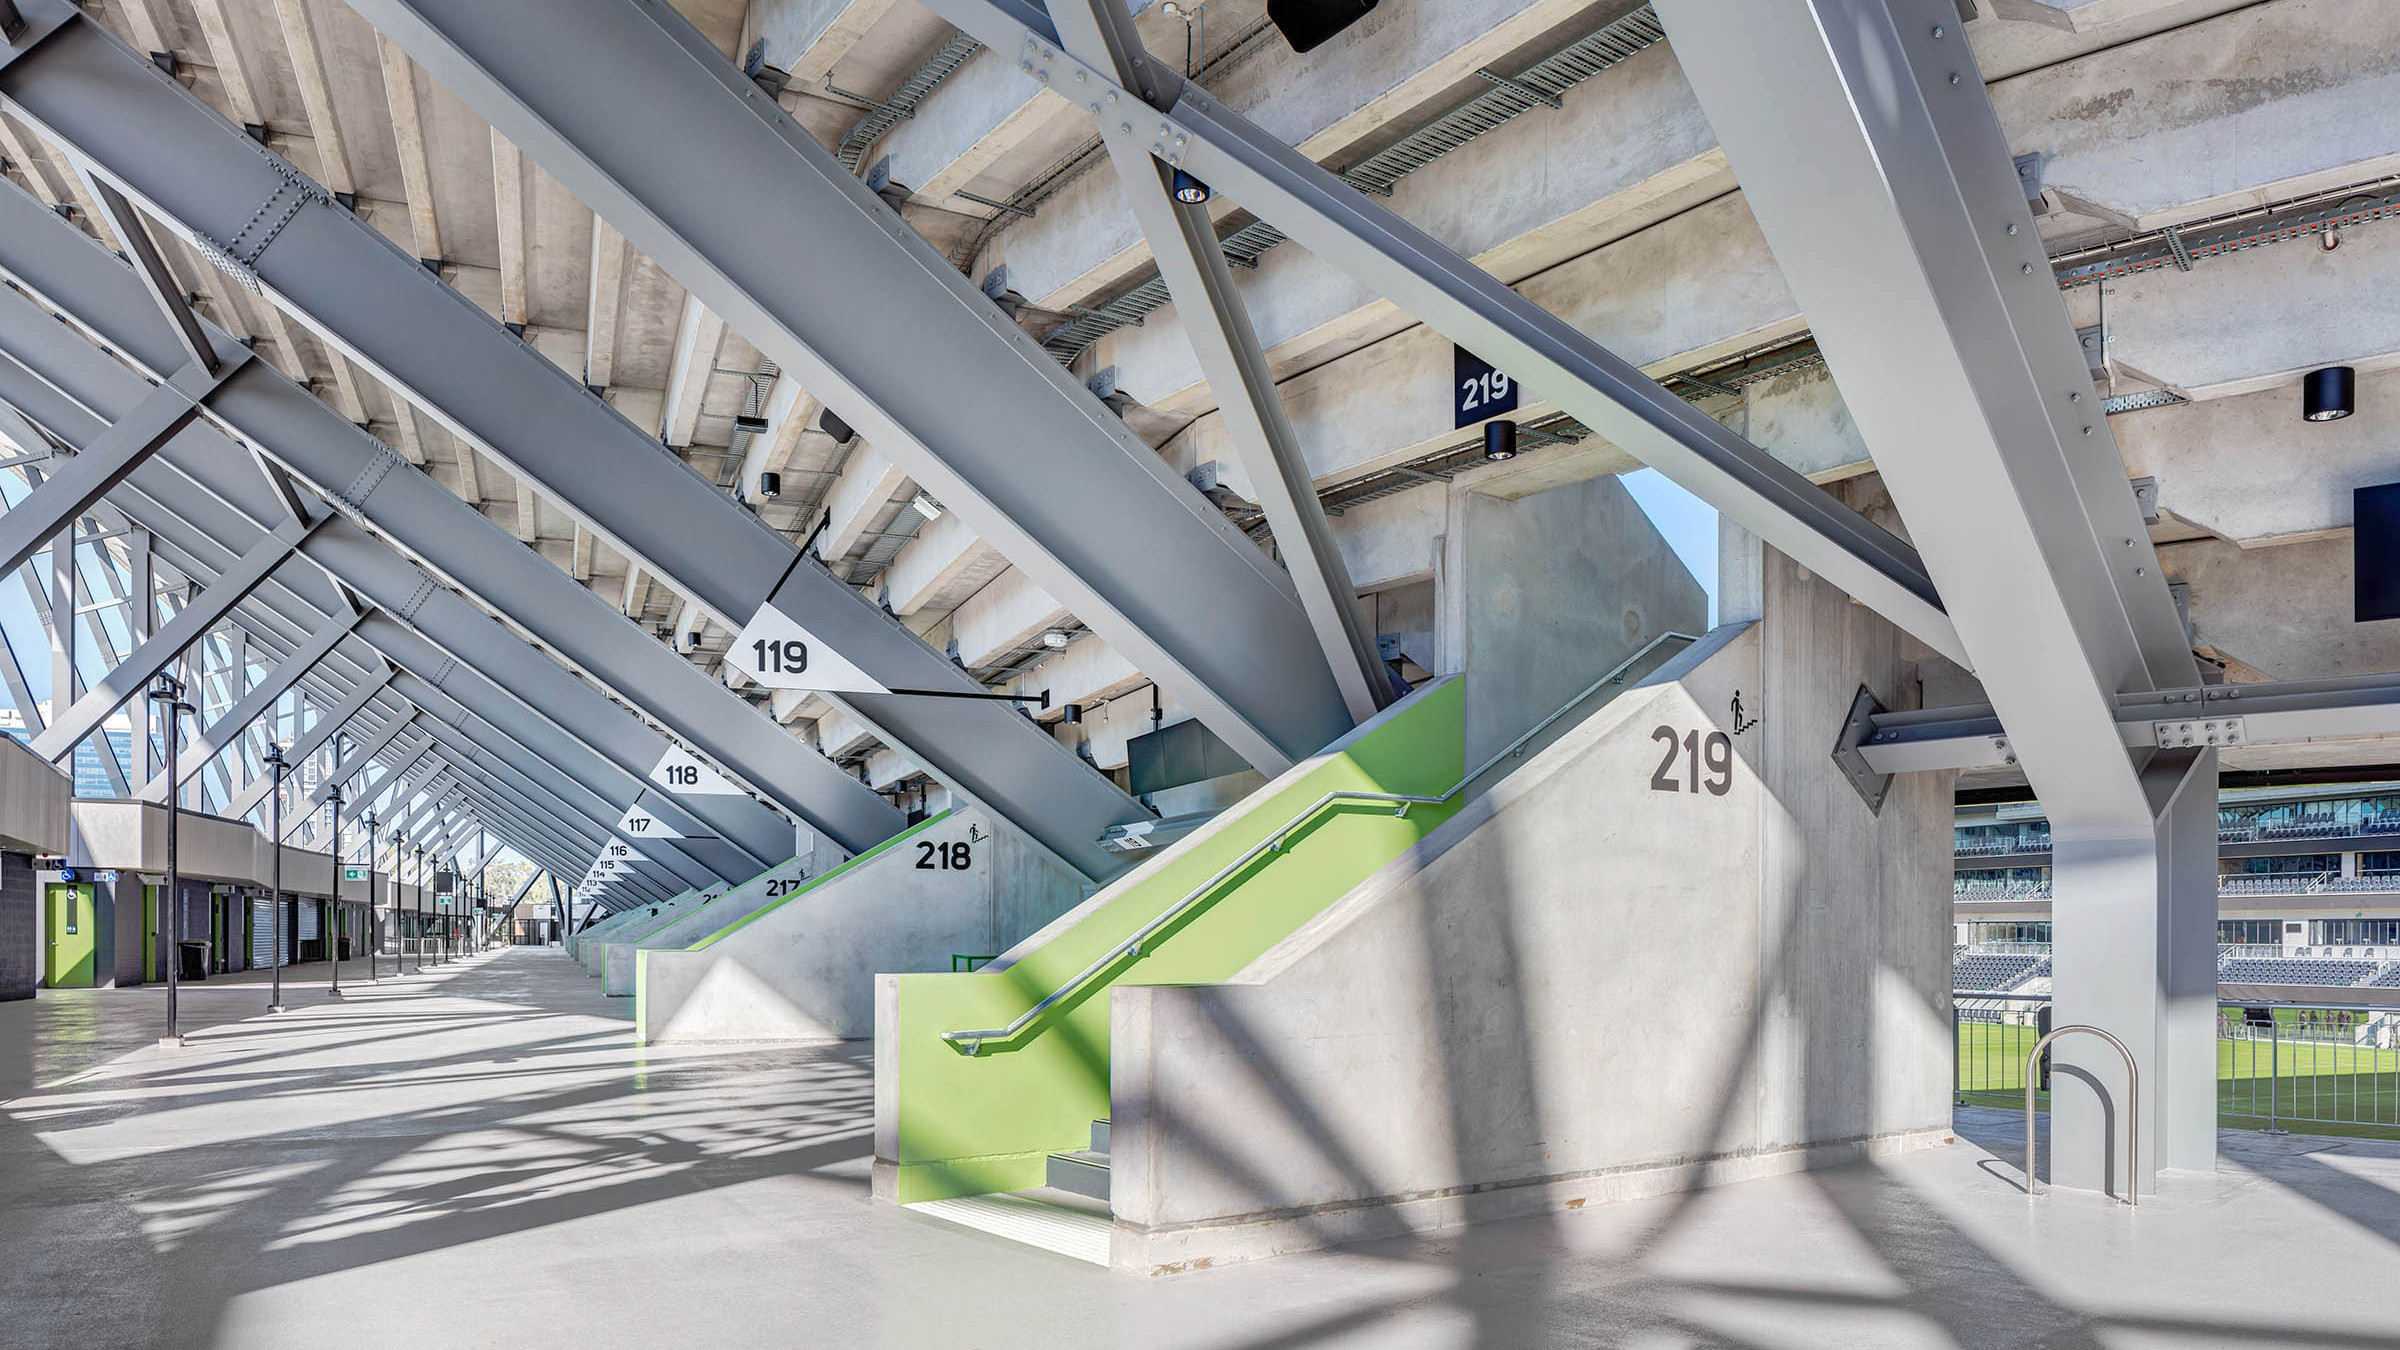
[44,883,96,988]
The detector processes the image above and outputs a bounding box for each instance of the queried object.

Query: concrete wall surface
[638,811,1081,1044]
[575,891,698,968]
[0,851,33,1000]
[1458,472,1709,765]
[0,737,70,856]
[580,893,704,973]
[602,857,813,996]
[59,801,375,903]
[1104,559,1955,1274]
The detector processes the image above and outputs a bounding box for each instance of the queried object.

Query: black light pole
[264,742,289,1014]
[331,735,350,989]
[417,845,431,963]
[148,672,194,1048]
[410,839,424,970]
[323,779,344,994]
[364,811,379,982]
[393,830,411,973]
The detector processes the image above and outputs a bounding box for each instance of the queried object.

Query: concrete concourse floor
[2,948,2397,1350]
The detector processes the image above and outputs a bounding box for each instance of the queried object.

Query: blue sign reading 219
[1454,346,1519,428]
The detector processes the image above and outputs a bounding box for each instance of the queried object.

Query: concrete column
[0,851,33,1000]
[2050,747,2221,1194]
[1718,519,1764,629]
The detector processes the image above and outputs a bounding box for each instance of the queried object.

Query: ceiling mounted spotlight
[1171,169,1212,205]
[1061,703,1084,725]
[733,413,770,435]
[1041,629,1072,650]
[1267,0,1376,53]
[817,409,856,444]
[2306,365,2356,422]
[1483,419,1518,462]
[757,471,781,499]
[910,491,944,521]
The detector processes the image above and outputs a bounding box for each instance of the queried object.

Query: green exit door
[45,883,96,988]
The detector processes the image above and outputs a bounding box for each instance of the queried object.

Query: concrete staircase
[1045,1120,1111,1203]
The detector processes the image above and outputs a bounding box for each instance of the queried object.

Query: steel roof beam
[26,515,312,761]
[141,603,360,798]
[346,0,1353,776]
[911,0,1964,667]
[102,488,645,882]
[0,250,800,879]
[0,7,1143,878]
[0,370,212,577]
[223,664,391,819]
[1658,0,2212,1196]
[0,158,899,861]
[1050,0,1389,723]
[77,428,721,884]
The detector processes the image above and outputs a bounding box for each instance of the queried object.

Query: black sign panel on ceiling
[1454,345,1519,429]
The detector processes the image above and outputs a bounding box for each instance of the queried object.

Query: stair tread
[1044,1147,1112,1203]
[906,1193,1109,1265]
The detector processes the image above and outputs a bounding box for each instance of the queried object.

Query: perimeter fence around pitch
[1954,992,2400,1138]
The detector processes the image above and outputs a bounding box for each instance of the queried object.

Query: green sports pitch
[1956,1014,2400,1141]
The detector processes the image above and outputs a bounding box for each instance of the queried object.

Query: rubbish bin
[176,940,209,981]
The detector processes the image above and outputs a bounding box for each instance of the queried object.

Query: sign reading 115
[751,637,809,677]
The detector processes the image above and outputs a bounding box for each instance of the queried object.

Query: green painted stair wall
[884,678,1465,1203]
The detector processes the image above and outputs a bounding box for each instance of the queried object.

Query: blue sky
[1622,467,1721,625]
[0,569,45,706]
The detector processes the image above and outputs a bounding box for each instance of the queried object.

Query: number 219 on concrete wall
[1650,726,1732,796]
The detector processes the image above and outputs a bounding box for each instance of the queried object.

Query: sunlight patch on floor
[907,1194,1112,1266]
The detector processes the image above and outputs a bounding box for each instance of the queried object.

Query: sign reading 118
[751,638,809,677]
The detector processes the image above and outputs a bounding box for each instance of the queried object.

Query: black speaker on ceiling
[1267,0,1377,54]
[2355,482,2400,621]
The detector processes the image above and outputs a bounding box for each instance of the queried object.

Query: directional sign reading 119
[726,605,888,693]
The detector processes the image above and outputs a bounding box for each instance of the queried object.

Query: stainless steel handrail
[942,631,1702,1054]
[2024,1023,2139,1207]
